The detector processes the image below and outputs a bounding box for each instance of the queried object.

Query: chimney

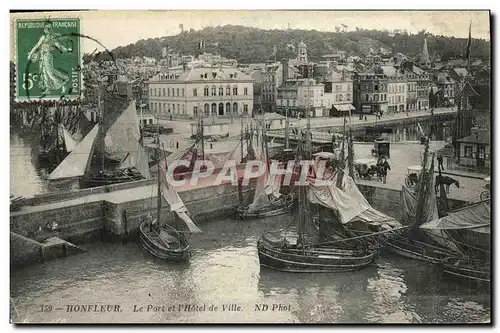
[281,58,288,82]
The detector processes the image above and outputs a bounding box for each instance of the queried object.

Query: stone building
[147,66,254,119]
[261,60,299,113]
[322,70,355,117]
[353,66,388,115]
[381,65,407,113]
[276,78,324,118]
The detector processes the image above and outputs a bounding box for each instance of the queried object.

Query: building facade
[276,78,325,118]
[354,68,388,115]
[147,66,254,119]
[381,65,407,113]
[435,72,455,107]
[261,60,299,113]
[322,70,354,117]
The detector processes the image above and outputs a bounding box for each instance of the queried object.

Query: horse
[435,175,460,194]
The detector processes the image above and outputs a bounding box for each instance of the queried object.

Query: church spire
[420,38,431,69]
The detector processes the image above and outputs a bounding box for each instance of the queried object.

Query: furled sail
[48,124,100,180]
[118,130,151,179]
[60,124,78,152]
[308,172,401,230]
[158,161,202,234]
[103,101,141,161]
[247,136,272,214]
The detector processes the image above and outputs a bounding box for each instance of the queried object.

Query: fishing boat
[139,134,203,262]
[257,118,389,273]
[419,201,491,284]
[48,93,151,187]
[237,119,294,219]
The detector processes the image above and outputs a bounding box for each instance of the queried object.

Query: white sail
[118,131,151,179]
[48,125,99,180]
[104,101,141,161]
[158,162,202,234]
[60,124,78,152]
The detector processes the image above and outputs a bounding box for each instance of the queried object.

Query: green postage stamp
[15,18,81,101]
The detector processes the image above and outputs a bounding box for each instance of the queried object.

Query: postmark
[15,18,82,101]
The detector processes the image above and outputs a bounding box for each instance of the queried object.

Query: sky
[10,10,490,55]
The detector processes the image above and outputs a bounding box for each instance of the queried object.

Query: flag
[466,21,472,63]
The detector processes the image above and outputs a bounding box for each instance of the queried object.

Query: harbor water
[10,131,490,323]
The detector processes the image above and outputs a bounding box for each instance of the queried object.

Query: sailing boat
[257,126,382,273]
[385,142,464,262]
[48,96,151,186]
[139,135,203,262]
[237,121,293,219]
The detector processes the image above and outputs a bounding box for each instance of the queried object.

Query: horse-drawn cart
[354,158,378,180]
[480,177,490,201]
[405,165,422,188]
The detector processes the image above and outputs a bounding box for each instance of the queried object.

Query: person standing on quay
[382,157,391,184]
[176,141,179,150]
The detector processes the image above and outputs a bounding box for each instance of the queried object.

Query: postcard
[9,10,491,324]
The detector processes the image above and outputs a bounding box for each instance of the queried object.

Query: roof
[380,65,399,77]
[456,81,480,98]
[453,68,469,78]
[436,72,454,85]
[457,132,490,145]
[150,67,252,82]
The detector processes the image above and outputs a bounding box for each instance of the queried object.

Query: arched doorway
[211,103,217,116]
[232,102,238,114]
[226,102,231,115]
[219,103,224,116]
[204,103,210,116]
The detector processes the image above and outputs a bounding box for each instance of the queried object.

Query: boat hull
[237,197,294,220]
[139,221,190,263]
[81,173,144,188]
[257,237,375,273]
[385,234,458,264]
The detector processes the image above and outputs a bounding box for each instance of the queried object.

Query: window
[211,86,216,96]
[163,88,165,96]
[172,104,175,112]
[365,94,369,101]
[167,88,170,97]
[158,103,162,113]
[211,103,217,115]
[163,103,167,112]
[464,146,473,158]
[374,94,378,102]
[154,88,157,96]
[226,85,231,95]
[293,100,296,106]
[347,93,351,101]
[204,86,209,96]
[204,103,210,116]
[177,104,180,113]
[193,88,198,97]
[219,87,224,96]
[244,104,248,114]
[176,88,180,97]
[182,105,185,114]
[181,89,184,97]
[375,85,379,91]
[167,103,170,112]
[149,88,152,96]
[150,102,153,110]
[287,100,289,106]
[193,106,198,115]
[233,85,238,95]
[226,102,231,115]
[232,102,238,114]
[244,87,248,95]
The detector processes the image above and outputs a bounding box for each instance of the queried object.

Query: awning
[333,104,355,112]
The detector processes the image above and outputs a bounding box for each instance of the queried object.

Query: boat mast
[410,140,430,237]
[156,114,162,223]
[240,117,244,163]
[200,114,205,162]
[97,83,105,173]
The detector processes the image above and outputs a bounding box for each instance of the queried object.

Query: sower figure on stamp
[27,22,73,95]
